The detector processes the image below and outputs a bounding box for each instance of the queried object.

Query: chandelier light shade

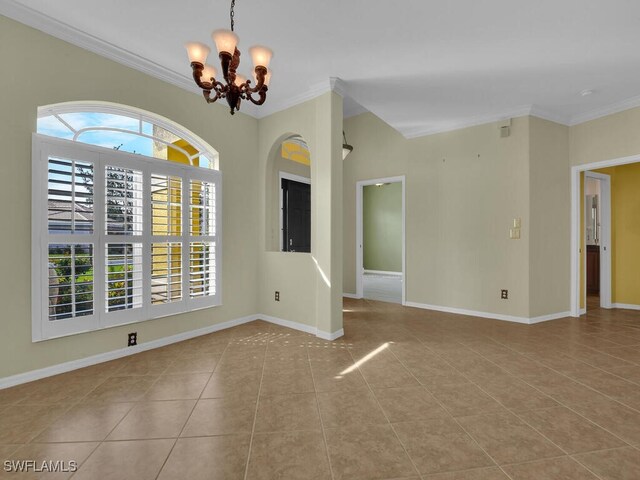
[342,131,354,160]
[185,0,272,115]
[211,29,239,56]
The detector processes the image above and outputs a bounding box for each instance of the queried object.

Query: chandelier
[185,0,273,115]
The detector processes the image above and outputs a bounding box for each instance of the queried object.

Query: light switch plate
[513,218,521,228]
[510,228,521,239]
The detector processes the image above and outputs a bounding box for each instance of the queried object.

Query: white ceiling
[4,0,640,137]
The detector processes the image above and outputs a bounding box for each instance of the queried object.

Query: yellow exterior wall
[281,140,311,166]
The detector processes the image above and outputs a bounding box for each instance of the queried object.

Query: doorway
[571,160,629,316]
[583,172,611,312]
[356,176,405,304]
[280,172,311,253]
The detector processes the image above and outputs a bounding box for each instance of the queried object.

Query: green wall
[363,182,402,272]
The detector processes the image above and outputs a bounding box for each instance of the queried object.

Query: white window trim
[38,101,220,169]
[32,134,222,342]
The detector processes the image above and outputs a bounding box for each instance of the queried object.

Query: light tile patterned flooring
[1,299,640,479]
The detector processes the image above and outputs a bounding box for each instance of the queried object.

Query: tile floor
[1,299,640,479]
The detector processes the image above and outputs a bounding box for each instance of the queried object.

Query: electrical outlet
[128,332,137,346]
[501,290,509,300]
[275,291,280,301]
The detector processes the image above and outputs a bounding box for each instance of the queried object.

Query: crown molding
[0,0,199,95]
[568,93,640,126]
[329,77,348,97]
[4,0,640,131]
[401,104,575,139]
[528,106,572,126]
[252,77,348,119]
[401,105,534,139]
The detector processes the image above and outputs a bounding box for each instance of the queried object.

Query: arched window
[37,101,219,169]
[32,102,221,341]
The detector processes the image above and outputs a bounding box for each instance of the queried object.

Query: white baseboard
[405,301,569,325]
[0,314,259,390]
[317,329,345,341]
[612,303,640,311]
[2,300,578,389]
[343,293,361,299]
[580,307,587,315]
[1,312,346,389]
[405,301,529,324]
[258,314,317,336]
[529,311,571,324]
[258,314,345,341]
[363,270,403,277]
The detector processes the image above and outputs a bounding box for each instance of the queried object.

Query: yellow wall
[589,165,640,306]
[609,163,640,305]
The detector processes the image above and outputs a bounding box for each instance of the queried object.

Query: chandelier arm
[246,88,267,106]
[203,80,228,104]
[202,90,219,104]
[190,62,213,90]
[213,81,227,96]
[245,66,267,93]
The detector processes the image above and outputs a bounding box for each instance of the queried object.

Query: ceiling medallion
[185,0,273,115]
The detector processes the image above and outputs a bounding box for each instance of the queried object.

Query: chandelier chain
[230,0,235,32]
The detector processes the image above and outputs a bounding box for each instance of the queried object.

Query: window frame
[32,134,222,342]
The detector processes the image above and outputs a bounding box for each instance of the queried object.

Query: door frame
[582,171,611,311]
[279,171,311,252]
[356,175,406,304]
[570,153,640,316]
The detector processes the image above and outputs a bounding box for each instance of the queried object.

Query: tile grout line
[241,332,270,480]
[306,342,337,480]
[67,359,171,479]
[454,333,639,423]
[513,334,640,389]
[420,346,610,480]
[467,334,640,443]
[153,337,233,480]
[381,343,516,480]
[6,359,137,477]
[427,341,620,480]
[344,346,423,479]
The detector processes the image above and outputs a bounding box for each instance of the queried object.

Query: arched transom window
[37,102,219,169]
[32,102,221,341]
